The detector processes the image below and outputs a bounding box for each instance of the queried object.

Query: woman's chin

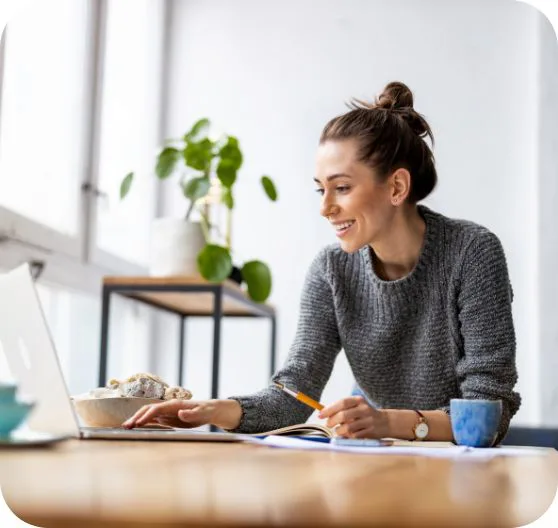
[338,239,361,254]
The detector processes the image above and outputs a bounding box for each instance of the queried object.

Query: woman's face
[315,139,394,253]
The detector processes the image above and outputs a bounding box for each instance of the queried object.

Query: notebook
[253,423,333,438]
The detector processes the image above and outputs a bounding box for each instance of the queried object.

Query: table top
[103,275,275,317]
[1,440,557,528]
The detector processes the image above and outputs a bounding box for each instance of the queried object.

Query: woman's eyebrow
[313,173,353,183]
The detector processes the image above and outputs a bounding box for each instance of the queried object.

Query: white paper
[253,436,547,459]
[460,446,548,459]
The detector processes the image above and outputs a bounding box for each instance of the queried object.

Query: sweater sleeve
[455,230,521,444]
[227,247,342,434]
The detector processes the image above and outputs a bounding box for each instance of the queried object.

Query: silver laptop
[0,264,245,442]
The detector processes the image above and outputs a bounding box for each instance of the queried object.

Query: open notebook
[251,423,333,438]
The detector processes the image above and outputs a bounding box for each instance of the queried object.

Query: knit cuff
[224,396,259,434]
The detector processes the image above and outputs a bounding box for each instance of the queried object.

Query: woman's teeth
[335,221,355,237]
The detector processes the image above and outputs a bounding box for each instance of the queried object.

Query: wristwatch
[412,410,429,440]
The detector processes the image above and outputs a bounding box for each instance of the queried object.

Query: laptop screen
[0,264,80,437]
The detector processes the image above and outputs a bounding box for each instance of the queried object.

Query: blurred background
[0,0,556,428]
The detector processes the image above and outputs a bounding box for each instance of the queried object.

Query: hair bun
[344,81,434,145]
[375,81,433,145]
[375,81,414,110]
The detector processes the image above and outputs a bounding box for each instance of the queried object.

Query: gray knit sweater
[230,206,521,441]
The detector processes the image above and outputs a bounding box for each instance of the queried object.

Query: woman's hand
[122,399,242,430]
[319,396,390,439]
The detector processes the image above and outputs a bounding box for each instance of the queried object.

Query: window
[93,0,165,267]
[0,0,91,247]
[0,0,166,272]
[0,0,168,389]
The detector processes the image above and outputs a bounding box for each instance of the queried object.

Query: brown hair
[320,81,437,203]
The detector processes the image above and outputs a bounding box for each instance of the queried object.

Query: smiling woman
[123,81,521,446]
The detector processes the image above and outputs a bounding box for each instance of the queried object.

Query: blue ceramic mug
[450,398,502,447]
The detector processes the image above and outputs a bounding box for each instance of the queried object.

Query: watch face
[415,422,429,439]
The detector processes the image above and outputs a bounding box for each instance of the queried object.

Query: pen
[273,382,324,411]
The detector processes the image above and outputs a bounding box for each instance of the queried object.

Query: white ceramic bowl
[72,397,162,427]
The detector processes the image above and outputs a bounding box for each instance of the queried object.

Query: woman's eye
[315,186,350,195]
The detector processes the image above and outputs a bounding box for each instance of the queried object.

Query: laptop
[0,264,245,442]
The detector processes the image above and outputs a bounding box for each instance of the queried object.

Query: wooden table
[1,441,557,527]
[99,276,277,398]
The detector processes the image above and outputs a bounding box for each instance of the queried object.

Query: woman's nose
[320,196,339,218]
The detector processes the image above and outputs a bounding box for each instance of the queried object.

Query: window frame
[0,0,170,292]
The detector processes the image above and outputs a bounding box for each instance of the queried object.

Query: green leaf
[222,187,234,209]
[241,260,272,303]
[156,147,180,179]
[183,118,210,142]
[218,135,243,170]
[197,244,233,282]
[183,138,214,172]
[261,176,278,201]
[120,172,134,200]
[183,176,211,201]
[216,158,237,188]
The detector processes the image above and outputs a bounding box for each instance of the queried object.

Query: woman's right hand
[121,399,242,430]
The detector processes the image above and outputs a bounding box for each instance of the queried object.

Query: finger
[122,404,156,428]
[123,399,199,428]
[326,404,367,428]
[124,403,162,428]
[133,400,184,427]
[319,396,364,419]
[336,417,372,437]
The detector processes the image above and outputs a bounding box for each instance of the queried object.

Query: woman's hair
[320,81,437,203]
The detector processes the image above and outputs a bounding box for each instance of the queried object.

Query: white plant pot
[149,218,206,276]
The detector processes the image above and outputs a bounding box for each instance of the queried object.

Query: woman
[124,81,521,443]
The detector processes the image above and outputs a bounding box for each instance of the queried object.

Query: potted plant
[120,118,278,303]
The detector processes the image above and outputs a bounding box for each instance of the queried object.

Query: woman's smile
[331,220,356,237]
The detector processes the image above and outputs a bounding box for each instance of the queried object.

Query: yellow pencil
[274,382,324,411]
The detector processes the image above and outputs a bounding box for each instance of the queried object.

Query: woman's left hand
[319,396,390,438]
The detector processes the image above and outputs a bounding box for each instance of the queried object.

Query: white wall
[537,11,558,424]
[157,0,556,425]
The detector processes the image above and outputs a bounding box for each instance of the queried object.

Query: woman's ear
[390,168,411,206]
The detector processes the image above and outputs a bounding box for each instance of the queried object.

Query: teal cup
[450,398,502,448]
[0,382,35,437]
[0,382,17,404]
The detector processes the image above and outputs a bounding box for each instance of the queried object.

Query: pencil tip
[273,381,284,390]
